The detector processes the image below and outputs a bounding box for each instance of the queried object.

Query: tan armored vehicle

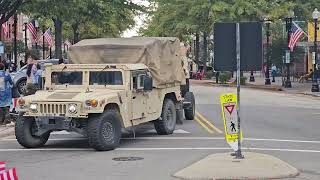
[15,37,195,151]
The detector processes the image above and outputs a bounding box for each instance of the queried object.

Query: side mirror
[144,76,153,91]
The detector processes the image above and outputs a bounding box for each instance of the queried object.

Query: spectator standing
[0,63,13,125]
[271,64,277,82]
[34,63,43,88]
[24,52,39,95]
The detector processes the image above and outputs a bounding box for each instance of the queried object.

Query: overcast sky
[122,0,150,37]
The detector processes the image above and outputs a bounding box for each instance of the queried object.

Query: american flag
[0,162,18,180]
[43,28,53,47]
[27,20,38,42]
[288,22,305,51]
[1,22,9,38]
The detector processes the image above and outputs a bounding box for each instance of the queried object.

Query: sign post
[235,23,243,159]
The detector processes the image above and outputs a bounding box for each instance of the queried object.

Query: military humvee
[15,37,195,151]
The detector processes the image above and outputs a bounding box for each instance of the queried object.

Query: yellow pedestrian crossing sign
[220,93,242,151]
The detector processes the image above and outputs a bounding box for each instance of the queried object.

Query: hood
[25,89,123,102]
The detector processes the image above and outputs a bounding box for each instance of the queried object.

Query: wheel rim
[18,81,26,94]
[101,121,114,142]
[165,107,175,129]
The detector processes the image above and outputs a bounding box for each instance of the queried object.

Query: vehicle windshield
[51,71,83,85]
[89,71,123,85]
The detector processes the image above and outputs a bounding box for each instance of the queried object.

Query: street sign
[220,93,242,151]
[214,22,262,71]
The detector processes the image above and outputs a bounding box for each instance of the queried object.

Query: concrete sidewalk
[191,72,320,97]
[245,72,320,97]
[174,152,299,180]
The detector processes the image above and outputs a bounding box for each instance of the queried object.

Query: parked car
[11,59,61,97]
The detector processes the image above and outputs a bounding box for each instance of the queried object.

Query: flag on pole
[43,28,53,47]
[27,20,38,42]
[288,22,305,51]
[2,22,9,38]
[0,162,18,180]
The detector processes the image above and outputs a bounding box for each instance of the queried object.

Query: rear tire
[15,116,50,148]
[154,98,176,135]
[87,109,122,151]
[184,92,195,120]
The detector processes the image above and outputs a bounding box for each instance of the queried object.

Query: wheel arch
[164,92,178,103]
[103,103,124,127]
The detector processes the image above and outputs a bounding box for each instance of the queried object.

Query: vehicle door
[131,71,148,119]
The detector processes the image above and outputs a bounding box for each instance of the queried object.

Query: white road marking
[51,130,71,135]
[0,147,320,153]
[2,136,320,144]
[143,129,190,134]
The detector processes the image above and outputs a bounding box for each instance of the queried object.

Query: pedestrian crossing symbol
[220,93,243,151]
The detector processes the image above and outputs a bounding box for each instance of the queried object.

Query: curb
[190,80,283,92]
[0,126,15,139]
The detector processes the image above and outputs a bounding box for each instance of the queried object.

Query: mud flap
[176,101,184,125]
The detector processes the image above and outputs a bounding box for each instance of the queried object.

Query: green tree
[22,0,143,59]
[0,0,25,25]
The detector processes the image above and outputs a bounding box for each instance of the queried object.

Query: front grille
[39,103,67,115]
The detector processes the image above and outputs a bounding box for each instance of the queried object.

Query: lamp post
[284,11,294,88]
[13,14,17,66]
[34,20,39,50]
[23,16,29,64]
[265,19,272,85]
[312,8,320,92]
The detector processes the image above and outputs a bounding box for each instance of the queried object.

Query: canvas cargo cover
[68,37,186,87]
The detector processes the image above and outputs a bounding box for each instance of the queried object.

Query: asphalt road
[0,85,320,180]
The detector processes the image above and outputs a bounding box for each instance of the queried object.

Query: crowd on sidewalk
[0,51,43,125]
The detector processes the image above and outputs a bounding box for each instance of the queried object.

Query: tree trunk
[53,18,63,59]
[195,33,200,64]
[72,21,80,44]
[203,32,208,73]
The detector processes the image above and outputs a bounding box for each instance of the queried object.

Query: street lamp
[265,18,272,85]
[284,11,294,88]
[23,16,29,63]
[312,8,320,92]
[34,20,39,50]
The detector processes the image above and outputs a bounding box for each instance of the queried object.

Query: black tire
[184,92,195,120]
[154,98,176,135]
[17,79,27,95]
[15,116,50,148]
[87,109,122,151]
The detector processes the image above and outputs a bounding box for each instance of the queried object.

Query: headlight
[29,104,38,112]
[30,104,37,110]
[68,104,77,113]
